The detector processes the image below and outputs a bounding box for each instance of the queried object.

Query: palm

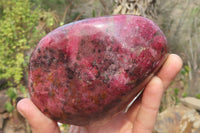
[73,112,135,133]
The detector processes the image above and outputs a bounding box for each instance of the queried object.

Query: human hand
[17,54,182,133]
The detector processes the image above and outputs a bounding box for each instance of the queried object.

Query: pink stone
[29,15,168,126]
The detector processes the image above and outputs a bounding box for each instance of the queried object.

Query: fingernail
[16,97,24,105]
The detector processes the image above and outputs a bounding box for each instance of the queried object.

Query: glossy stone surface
[29,15,168,126]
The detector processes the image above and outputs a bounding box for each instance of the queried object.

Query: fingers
[17,98,60,133]
[157,54,183,89]
[128,54,182,132]
[132,76,163,132]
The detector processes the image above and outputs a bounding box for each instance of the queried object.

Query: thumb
[16,98,61,133]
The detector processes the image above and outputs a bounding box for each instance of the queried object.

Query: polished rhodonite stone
[29,15,168,126]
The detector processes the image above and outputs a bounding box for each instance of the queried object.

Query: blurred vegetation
[0,0,43,112]
[0,0,40,84]
[158,0,200,110]
[0,0,59,112]
[30,0,83,23]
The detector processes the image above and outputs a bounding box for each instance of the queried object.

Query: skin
[17,54,182,133]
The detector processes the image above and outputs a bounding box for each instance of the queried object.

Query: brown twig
[62,1,73,23]
[73,11,85,22]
